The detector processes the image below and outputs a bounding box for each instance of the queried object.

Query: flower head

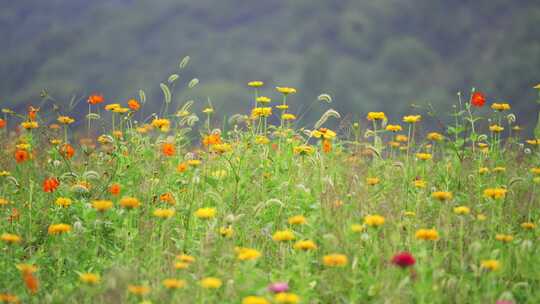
[364,214,385,227]
[367,112,386,121]
[88,94,105,105]
[391,252,416,268]
[48,223,72,235]
[200,277,222,289]
[80,273,100,285]
[272,230,295,242]
[322,254,348,267]
[403,115,421,123]
[491,103,511,111]
[194,207,216,219]
[268,282,289,293]
[471,91,486,107]
[480,259,501,271]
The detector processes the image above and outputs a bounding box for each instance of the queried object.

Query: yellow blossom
[274,293,300,304]
[480,259,501,271]
[453,206,470,215]
[483,188,507,199]
[163,279,186,289]
[272,230,295,242]
[194,208,216,219]
[415,228,439,241]
[489,125,504,133]
[431,191,453,201]
[1,233,22,244]
[153,208,175,219]
[55,197,72,208]
[322,254,348,267]
[256,96,271,103]
[491,103,511,111]
[427,132,444,141]
[248,81,264,88]
[495,234,513,242]
[236,247,262,261]
[288,215,306,225]
[57,116,75,124]
[200,277,222,289]
[243,296,270,304]
[386,124,402,132]
[403,115,421,123]
[521,222,537,230]
[48,223,72,235]
[367,112,386,121]
[80,273,100,285]
[416,153,432,161]
[276,86,297,95]
[364,214,385,227]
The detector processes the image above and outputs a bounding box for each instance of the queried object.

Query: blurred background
[1,0,540,131]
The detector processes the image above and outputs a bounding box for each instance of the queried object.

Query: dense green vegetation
[1,1,540,129]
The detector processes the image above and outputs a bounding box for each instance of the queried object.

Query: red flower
[43,177,60,193]
[127,99,140,111]
[0,118,6,128]
[88,94,105,105]
[14,150,30,163]
[471,92,486,108]
[59,144,75,159]
[109,183,121,196]
[391,252,416,268]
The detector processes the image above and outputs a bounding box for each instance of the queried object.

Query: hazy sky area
[1,0,539,133]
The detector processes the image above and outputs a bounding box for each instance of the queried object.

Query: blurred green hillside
[1,0,540,128]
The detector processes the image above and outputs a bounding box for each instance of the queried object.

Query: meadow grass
[1,72,540,303]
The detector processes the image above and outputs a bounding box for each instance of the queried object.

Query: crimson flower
[392,252,416,268]
[471,92,486,108]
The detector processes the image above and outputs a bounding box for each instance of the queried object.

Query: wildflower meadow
[1,58,540,303]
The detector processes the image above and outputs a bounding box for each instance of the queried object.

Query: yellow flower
[194,208,216,219]
[0,171,11,177]
[395,134,408,142]
[219,226,234,238]
[251,107,272,119]
[276,86,297,95]
[415,229,439,241]
[480,259,501,271]
[530,168,540,175]
[495,234,513,243]
[21,121,39,129]
[256,96,271,103]
[366,112,386,121]
[293,145,315,155]
[453,206,470,215]
[478,167,489,174]
[176,254,196,263]
[476,214,487,221]
[272,230,295,242]
[431,191,453,201]
[92,200,113,212]
[210,143,233,154]
[521,222,537,230]
[248,81,264,88]
[274,293,300,304]
[163,279,186,289]
[427,132,444,141]
[403,115,421,123]
[322,254,348,267]
[1,233,22,244]
[534,83,540,89]
[492,167,506,173]
[288,215,306,225]
[55,197,72,208]
[483,188,507,199]
[276,104,289,110]
[127,285,151,296]
[351,224,365,233]
[385,124,402,132]
[119,197,141,209]
[364,215,385,227]
[526,139,540,145]
[491,103,511,111]
[281,113,296,121]
[489,125,504,133]
[187,159,202,166]
[57,116,75,124]
[243,296,270,304]
[48,223,72,235]
[80,273,100,285]
[16,264,38,273]
[200,277,222,289]
[174,262,190,270]
[236,247,262,261]
[0,293,19,303]
[151,118,171,132]
[104,103,121,111]
[112,107,129,114]
[293,240,317,251]
[255,136,270,144]
[153,208,175,219]
[366,177,380,186]
[413,180,427,188]
[416,153,432,161]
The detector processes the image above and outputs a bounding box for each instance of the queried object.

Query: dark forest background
[1,0,540,131]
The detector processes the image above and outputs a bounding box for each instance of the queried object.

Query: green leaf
[179,56,190,69]
[160,83,172,104]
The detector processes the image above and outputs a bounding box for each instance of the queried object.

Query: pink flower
[268,282,289,293]
[391,252,416,268]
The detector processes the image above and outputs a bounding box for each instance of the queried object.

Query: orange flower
[109,183,121,196]
[322,139,332,153]
[0,118,6,128]
[127,99,140,111]
[43,177,60,193]
[202,134,222,146]
[28,106,39,121]
[59,144,75,159]
[162,143,175,157]
[88,94,105,105]
[14,149,30,163]
[22,270,39,295]
[160,192,176,205]
[177,162,188,173]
